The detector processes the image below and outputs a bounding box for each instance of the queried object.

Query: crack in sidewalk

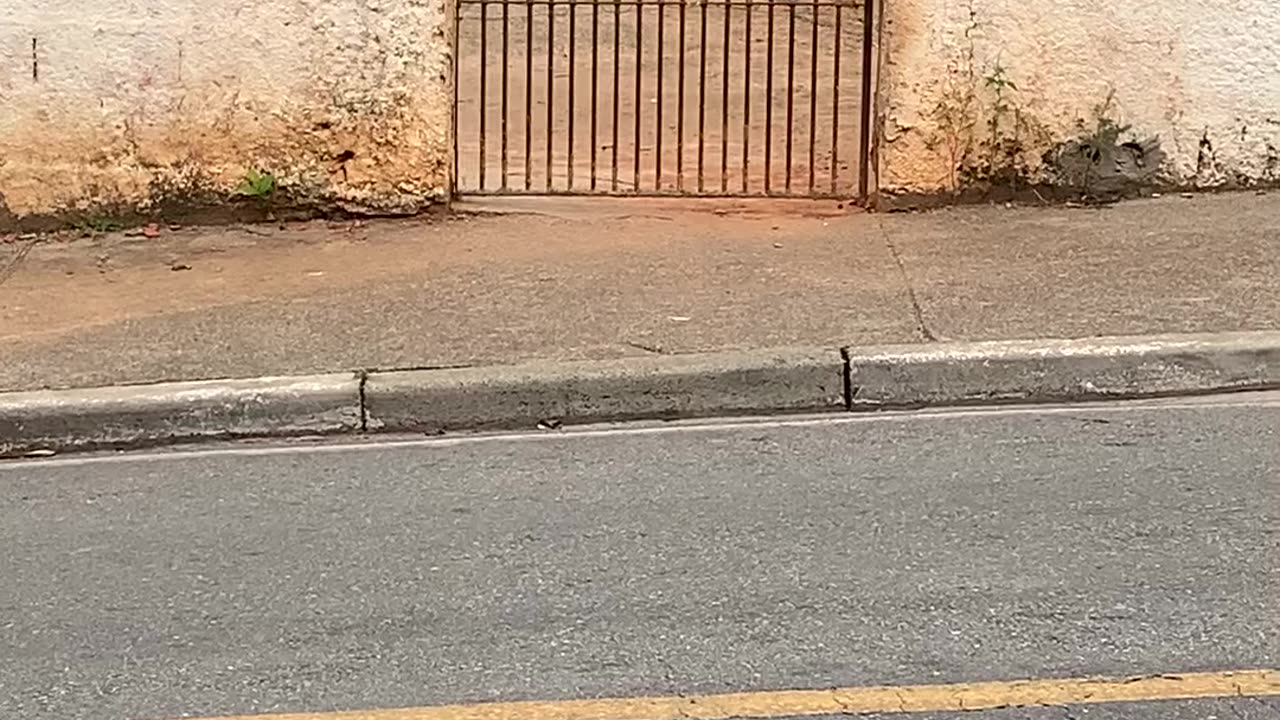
[0,237,36,289]
[879,218,937,342]
[625,341,666,354]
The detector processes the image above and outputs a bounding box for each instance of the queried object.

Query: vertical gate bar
[784,1,795,193]
[677,0,686,191]
[829,1,840,193]
[501,0,510,189]
[858,0,874,199]
[807,0,818,194]
[591,0,599,189]
[612,0,621,190]
[720,2,730,192]
[742,0,751,193]
[655,0,665,190]
[568,1,576,189]
[452,1,460,192]
[633,0,643,190]
[479,1,487,190]
[546,1,555,190]
[763,2,773,194]
[525,0,533,189]
[697,1,706,192]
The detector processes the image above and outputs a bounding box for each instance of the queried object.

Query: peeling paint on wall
[0,0,453,229]
[875,0,1280,200]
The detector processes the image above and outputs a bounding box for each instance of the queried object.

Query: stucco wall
[0,0,452,227]
[877,0,1280,197]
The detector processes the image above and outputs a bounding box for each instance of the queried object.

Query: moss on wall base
[0,160,446,234]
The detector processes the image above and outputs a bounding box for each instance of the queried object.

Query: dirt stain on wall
[874,0,1280,204]
[0,0,453,231]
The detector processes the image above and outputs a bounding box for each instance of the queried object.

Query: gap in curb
[355,370,370,432]
[839,347,853,411]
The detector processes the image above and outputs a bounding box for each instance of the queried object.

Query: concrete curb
[0,374,363,456]
[363,348,846,433]
[846,332,1280,408]
[1,332,1277,456]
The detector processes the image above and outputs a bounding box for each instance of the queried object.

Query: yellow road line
[201,669,1280,720]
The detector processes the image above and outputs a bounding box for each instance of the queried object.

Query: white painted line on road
[2,391,1277,472]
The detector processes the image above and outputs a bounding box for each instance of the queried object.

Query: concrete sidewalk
[2,192,1276,393]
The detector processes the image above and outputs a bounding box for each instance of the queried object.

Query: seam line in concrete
[879,217,937,342]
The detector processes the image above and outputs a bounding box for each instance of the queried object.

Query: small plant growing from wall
[971,63,1037,185]
[926,58,1049,193]
[1043,91,1165,198]
[963,62,1053,188]
[925,61,979,193]
[921,31,1165,200]
[236,169,278,200]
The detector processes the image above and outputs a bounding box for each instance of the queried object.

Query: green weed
[236,169,278,199]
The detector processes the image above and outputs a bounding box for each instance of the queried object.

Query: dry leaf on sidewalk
[127,223,163,238]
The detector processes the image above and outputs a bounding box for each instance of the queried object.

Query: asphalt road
[1,394,1278,720]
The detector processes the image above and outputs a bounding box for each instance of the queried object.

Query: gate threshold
[451,194,863,218]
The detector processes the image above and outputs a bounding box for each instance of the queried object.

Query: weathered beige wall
[877,0,1280,197]
[0,0,452,226]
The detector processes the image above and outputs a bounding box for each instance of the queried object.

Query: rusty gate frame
[451,0,878,201]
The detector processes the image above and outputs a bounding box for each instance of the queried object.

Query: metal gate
[454,0,874,198]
